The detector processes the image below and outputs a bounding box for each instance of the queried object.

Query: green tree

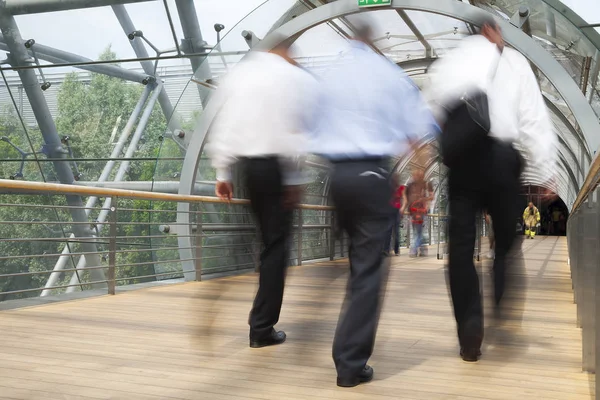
[0,46,178,301]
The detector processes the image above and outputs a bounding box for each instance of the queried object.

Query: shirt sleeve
[280,72,320,186]
[395,76,441,143]
[204,72,239,182]
[517,64,558,185]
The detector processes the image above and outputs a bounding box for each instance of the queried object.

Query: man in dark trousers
[384,175,404,256]
[313,18,438,387]
[207,38,318,348]
[425,16,557,361]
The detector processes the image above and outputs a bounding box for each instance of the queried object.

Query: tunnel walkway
[0,236,591,399]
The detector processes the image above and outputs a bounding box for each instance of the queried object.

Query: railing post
[429,215,433,245]
[407,218,411,250]
[297,209,303,266]
[582,193,598,372]
[108,197,117,295]
[329,212,335,261]
[437,216,442,260]
[194,202,203,281]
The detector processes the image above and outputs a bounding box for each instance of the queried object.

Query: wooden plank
[0,237,593,399]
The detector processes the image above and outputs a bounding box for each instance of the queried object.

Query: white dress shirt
[425,35,557,183]
[206,51,319,184]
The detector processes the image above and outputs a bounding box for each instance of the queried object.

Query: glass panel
[404,11,470,56]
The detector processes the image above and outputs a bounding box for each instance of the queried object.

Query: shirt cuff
[216,168,232,182]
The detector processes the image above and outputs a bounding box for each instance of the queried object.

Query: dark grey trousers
[330,158,394,379]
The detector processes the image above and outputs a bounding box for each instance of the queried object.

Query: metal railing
[0,179,454,303]
[566,150,600,396]
[0,179,453,304]
[0,179,341,302]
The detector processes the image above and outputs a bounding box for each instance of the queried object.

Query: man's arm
[517,62,558,189]
[205,75,239,200]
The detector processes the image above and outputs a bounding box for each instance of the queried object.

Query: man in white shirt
[426,16,557,362]
[207,38,319,349]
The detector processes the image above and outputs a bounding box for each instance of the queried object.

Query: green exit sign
[358,0,392,7]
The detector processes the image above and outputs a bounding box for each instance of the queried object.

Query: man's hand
[215,181,233,201]
[283,185,304,210]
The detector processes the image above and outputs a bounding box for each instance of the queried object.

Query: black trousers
[447,138,523,345]
[330,159,393,379]
[243,158,293,341]
[384,211,401,255]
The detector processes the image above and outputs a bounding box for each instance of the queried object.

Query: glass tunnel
[0,0,599,299]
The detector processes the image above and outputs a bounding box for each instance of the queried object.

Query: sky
[7,0,600,70]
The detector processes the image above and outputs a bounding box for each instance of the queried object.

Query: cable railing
[566,150,600,396]
[0,178,452,304]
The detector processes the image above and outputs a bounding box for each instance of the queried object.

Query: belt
[329,156,390,164]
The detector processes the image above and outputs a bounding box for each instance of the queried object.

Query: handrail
[571,151,600,212]
[0,179,335,211]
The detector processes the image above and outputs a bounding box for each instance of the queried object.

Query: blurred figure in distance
[402,168,434,258]
[312,16,438,387]
[207,36,319,349]
[384,174,404,256]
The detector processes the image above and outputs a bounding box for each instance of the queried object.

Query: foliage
[0,46,182,301]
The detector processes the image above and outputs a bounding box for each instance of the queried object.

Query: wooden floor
[0,236,593,399]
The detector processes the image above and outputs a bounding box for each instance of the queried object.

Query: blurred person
[384,176,404,256]
[312,18,438,387]
[207,37,319,349]
[485,212,495,258]
[425,16,557,361]
[402,169,434,257]
[552,207,562,235]
[522,202,540,239]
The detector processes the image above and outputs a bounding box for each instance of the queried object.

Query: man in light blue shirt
[312,21,437,388]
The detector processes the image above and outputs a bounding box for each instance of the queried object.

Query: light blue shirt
[311,41,439,160]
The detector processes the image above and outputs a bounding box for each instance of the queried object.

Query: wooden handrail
[0,179,335,211]
[572,149,600,212]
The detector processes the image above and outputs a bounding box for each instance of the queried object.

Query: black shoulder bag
[439,51,502,168]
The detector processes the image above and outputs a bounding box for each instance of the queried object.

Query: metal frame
[176,0,600,276]
[542,0,600,53]
[0,9,107,288]
[1,0,154,15]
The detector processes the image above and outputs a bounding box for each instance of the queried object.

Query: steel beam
[112,4,180,132]
[0,35,149,83]
[177,0,600,274]
[1,0,153,15]
[588,50,599,104]
[174,0,212,106]
[41,86,152,296]
[396,9,435,58]
[255,0,600,155]
[542,0,600,53]
[0,10,106,289]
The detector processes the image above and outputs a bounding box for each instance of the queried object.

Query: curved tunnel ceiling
[177,0,600,274]
[253,0,600,209]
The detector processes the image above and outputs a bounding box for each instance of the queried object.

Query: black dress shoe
[459,317,483,362]
[337,365,374,388]
[460,347,482,362]
[249,330,286,348]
